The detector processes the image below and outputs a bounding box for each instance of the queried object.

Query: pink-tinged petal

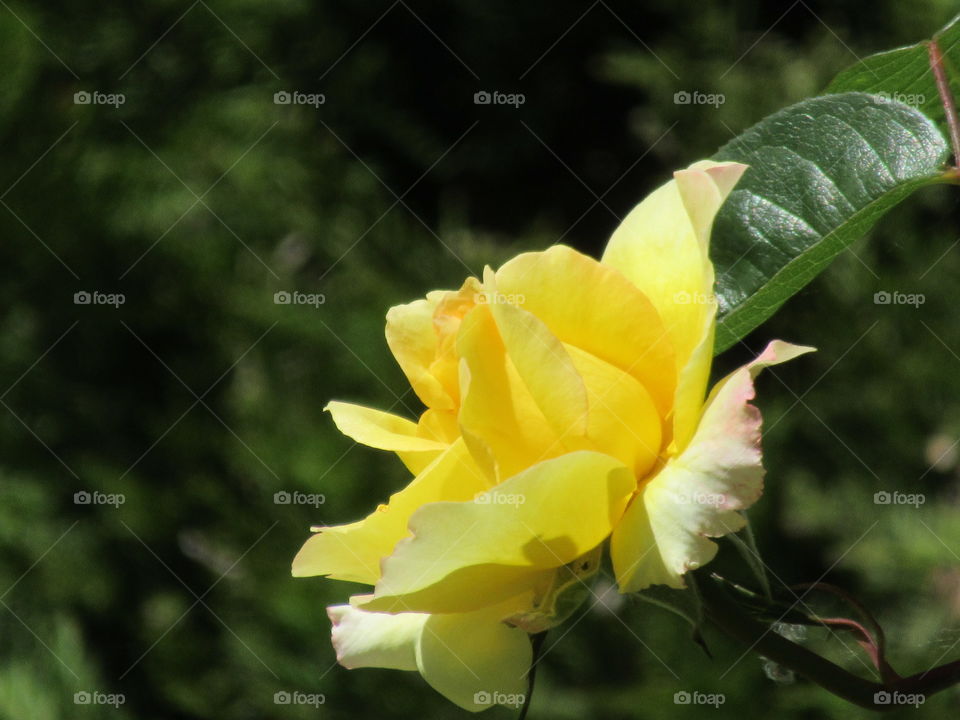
[674,161,748,253]
[329,597,533,713]
[328,603,426,671]
[613,340,815,591]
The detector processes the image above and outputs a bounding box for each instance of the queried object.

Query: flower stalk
[929,37,960,168]
[699,575,960,710]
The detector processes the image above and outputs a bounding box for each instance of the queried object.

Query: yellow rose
[294,160,813,711]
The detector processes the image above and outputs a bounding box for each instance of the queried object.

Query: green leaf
[726,515,772,601]
[710,92,951,353]
[636,574,709,654]
[637,583,702,629]
[508,545,602,634]
[825,14,960,140]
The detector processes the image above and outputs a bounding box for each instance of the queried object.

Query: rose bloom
[293,160,812,711]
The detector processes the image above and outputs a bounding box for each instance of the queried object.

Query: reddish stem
[928,39,960,167]
[792,581,901,683]
[701,578,960,711]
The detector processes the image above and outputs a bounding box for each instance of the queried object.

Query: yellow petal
[328,603,426,671]
[602,161,747,449]
[472,259,664,477]
[602,161,746,302]
[292,438,490,584]
[674,161,748,253]
[325,401,447,453]
[385,297,452,410]
[565,344,662,477]
[386,278,481,411]
[395,408,462,474]
[417,603,531,713]
[361,450,634,613]
[608,491,675,589]
[487,295,589,441]
[494,245,676,417]
[329,597,533,712]
[415,408,459,444]
[612,340,814,592]
[670,317,716,454]
[671,161,749,450]
[456,304,566,480]
[324,401,455,475]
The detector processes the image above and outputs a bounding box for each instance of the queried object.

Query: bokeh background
[1,1,959,718]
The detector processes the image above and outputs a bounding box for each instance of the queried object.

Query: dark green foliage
[1,2,959,719]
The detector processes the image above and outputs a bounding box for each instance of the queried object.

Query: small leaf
[826,14,960,140]
[508,545,602,634]
[711,92,950,353]
[726,514,772,601]
[637,584,702,628]
[637,574,709,654]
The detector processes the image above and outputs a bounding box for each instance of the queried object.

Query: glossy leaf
[710,92,951,353]
[826,14,960,139]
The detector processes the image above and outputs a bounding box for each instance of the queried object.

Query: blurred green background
[1,1,958,718]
